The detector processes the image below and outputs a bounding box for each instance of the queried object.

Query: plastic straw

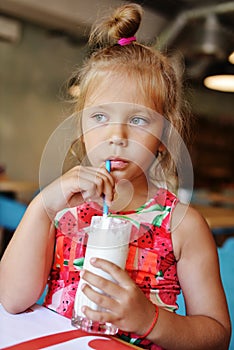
[103,160,111,217]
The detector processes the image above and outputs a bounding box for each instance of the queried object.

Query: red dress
[44,188,181,349]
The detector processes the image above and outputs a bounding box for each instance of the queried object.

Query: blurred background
[0,0,234,195]
[0,1,234,223]
[0,1,234,347]
[1,0,234,243]
[0,0,233,190]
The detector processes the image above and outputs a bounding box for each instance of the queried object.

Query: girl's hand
[39,165,115,217]
[80,258,156,335]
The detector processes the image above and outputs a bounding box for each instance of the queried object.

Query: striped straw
[103,160,111,216]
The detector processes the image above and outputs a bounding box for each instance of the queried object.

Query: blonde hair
[65,3,191,190]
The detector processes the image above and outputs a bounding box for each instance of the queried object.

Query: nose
[108,123,128,147]
[109,135,128,146]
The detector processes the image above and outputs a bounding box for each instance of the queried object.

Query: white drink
[72,216,131,335]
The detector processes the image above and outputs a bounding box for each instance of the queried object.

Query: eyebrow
[85,103,153,113]
[83,103,162,121]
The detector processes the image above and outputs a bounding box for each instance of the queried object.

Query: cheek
[137,134,161,155]
[83,133,94,150]
[82,130,106,166]
[130,137,159,170]
[83,129,102,150]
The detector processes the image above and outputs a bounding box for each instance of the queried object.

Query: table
[193,205,234,230]
[0,304,140,349]
[0,180,38,203]
[193,205,234,246]
[0,181,37,193]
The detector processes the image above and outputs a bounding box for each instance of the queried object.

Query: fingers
[80,270,124,325]
[80,269,122,303]
[80,260,155,333]
[81,303,118,324]
[81,282,119,315]
[41,165,115,217]
[89,258,133,289]
[81,258,135,299]
[77,166,115,203]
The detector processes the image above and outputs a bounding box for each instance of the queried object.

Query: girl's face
[82,75,164,185]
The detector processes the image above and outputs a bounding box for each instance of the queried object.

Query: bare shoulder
[171,202,209,232]
[171,202,216,261]
[171,203,231,337]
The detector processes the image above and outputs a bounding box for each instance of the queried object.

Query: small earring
[156,150,162,157]
[156,150,165,160]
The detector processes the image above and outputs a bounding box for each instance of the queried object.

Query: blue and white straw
[103,160,111,217]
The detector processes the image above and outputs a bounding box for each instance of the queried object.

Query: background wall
[0,23,86,184]
[0,20,233,190]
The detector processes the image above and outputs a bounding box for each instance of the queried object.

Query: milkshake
[72,215,131,334]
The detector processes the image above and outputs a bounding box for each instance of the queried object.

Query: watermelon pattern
[44,188,180,350]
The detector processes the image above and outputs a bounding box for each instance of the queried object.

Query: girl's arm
[0,194,55,313]
[79,205,231,350]
[0,165,114,314]
[146,205,231,349]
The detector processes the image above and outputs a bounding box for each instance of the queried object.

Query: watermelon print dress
[44,188,181,350]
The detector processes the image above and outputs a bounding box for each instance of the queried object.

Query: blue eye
[130,116,148,126]
[92,113,107,123]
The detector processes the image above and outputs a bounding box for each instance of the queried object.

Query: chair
[176,291,186,316]
[0,195,27,258]
[37,285,48,305]
[218,238,234,350]
[0,195,26,230]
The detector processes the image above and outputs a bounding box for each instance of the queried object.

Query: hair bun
[89,3,143,47]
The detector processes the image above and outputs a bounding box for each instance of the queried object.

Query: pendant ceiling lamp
[203,61,234,92]
[229,51,234,64]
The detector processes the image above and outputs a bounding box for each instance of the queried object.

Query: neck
[110,178,157,212]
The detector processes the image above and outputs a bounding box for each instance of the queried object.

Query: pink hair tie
[118,36,136,46]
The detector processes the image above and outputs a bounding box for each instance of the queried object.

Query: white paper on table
[0,304,136,350]
[0,303,73,348]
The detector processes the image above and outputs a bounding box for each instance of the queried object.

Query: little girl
[0,3,231,350]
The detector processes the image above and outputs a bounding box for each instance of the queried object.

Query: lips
[108,158,128,170]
